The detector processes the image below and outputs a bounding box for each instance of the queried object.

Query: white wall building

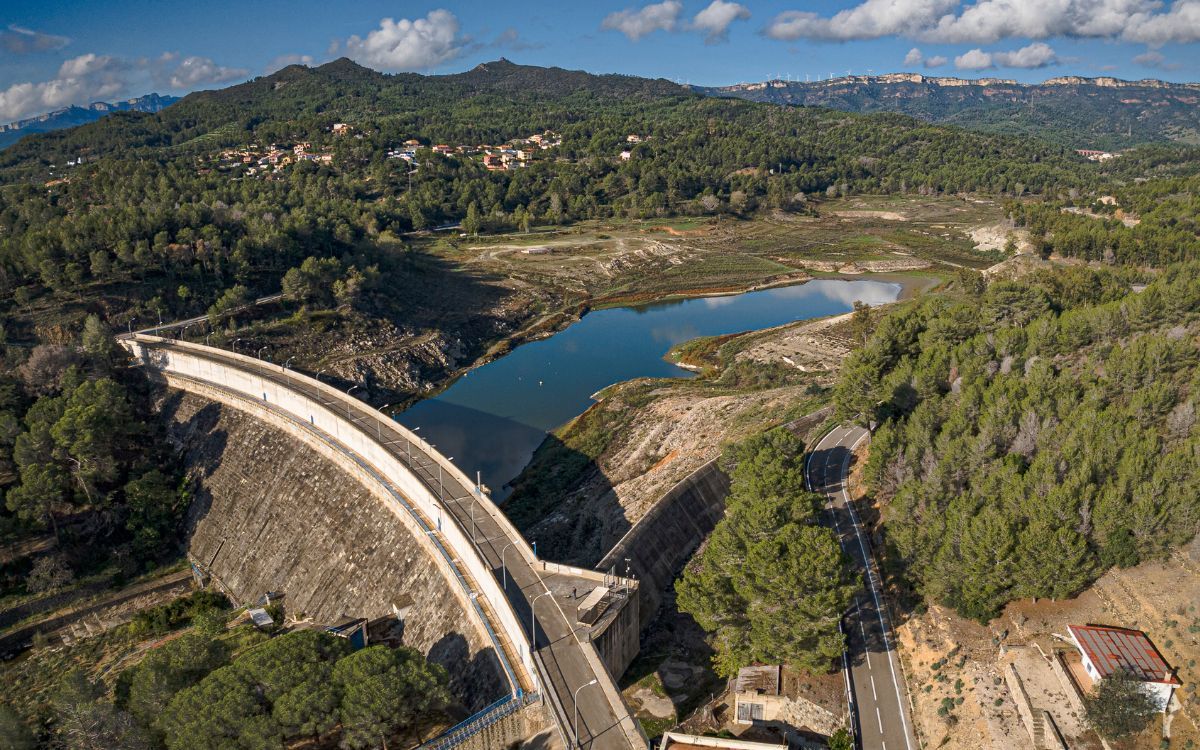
[1068,624,1180,711]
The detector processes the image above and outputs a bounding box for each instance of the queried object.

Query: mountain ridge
[0,94,178,150]
[693,72,1200,149]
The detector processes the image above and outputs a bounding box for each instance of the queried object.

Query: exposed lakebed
[397,278,904,499]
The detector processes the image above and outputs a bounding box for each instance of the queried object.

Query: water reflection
[398,279,901,498]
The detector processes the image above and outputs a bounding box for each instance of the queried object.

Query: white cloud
[265,53,314,74]
[0,54,134,122]
[955,48,995,69]
[1122,0,1200,44]
[163,55,248,89]
[954,42,1059,70]
[1133,49,1182,69]
[903,46,950,68]
[765,0,1200,45]
[0,50,248,123]
[602,1,683,41]
[994,41,1058,67]
[0,25,69,55]
[766,0,959,41]
[344,10,464,71]
[689,1,751,43]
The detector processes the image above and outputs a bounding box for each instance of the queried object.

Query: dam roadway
[808,426,920,750]
[121,334,645,750]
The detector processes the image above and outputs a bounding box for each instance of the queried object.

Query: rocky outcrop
[162,392,504,710]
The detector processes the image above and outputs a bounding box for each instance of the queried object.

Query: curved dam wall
[164,392,505,708]
[124,336,648,750]
[598,461,730,628]
[123,337,536,693]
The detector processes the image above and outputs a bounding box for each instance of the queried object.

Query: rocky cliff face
[161,391,505,710]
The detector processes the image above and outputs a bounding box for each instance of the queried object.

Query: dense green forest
[835,265,1200,621]
[3,611,450,750]
[677,429,857,675]
[0,315,188,595]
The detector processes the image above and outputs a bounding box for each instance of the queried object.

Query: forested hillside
[836,265,1200,621]
[701,75,1200,150]
[0,59,1099,347]
[1007,146,1200,266]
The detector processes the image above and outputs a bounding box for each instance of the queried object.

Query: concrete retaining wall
[598,460,730,627]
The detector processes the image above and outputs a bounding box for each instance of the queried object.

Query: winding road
[807,425,920,750]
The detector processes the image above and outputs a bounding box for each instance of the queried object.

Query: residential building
[1068,624,1181,710]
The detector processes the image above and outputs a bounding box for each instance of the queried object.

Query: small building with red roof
[1067,624,1180,711]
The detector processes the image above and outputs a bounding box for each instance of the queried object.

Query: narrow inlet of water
[397,278,903,499]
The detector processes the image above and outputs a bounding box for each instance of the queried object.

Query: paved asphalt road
[136,338,638,750]
[808,425,919,750]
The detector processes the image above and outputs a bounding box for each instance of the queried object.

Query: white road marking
[871,674,878,700]
[839,429,915,750]
[876,706,884,732]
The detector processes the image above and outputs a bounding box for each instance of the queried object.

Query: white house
[1068,624,1180,711]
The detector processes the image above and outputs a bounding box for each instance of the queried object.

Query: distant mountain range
[0,94,178,150]
[693,74,1200,150]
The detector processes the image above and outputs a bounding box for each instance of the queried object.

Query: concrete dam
[164,392,506,706]
[122,335,646,750]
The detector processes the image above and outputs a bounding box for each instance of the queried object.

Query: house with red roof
[1067,624,1180,711]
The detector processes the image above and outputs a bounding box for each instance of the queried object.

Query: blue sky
[1,0,1198,124]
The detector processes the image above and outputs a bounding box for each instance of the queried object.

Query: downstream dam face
[162,391,506,709]
[122,335,646,750]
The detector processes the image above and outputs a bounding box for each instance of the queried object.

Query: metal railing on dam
[120,334,646,750]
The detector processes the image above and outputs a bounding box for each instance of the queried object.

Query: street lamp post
[233,338,244,354]
[531,590,553,648]
[408,426,420,464]
[375,403,392,440]
[573,679,599,749]
[283,357,295,386]
[345,384,359,420]
[501,541,517,590]
[257,345,268,360]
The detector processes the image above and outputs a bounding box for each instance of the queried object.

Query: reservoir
[396,278,903,498]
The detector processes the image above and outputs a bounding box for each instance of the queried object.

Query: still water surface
[397,279,902,499]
